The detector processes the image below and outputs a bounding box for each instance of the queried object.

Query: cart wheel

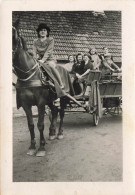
[93,112,99,126]
[90,81,101,126]
[106,97,122,116]
[106,106,122,116]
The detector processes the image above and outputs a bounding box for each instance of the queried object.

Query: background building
[12,11,121,108]
[12,11,121,64]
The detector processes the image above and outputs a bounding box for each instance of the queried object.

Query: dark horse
[12,20,75,156]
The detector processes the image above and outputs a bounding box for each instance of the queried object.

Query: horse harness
[13,60,55,90]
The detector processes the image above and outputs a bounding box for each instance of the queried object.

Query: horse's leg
[48,103,58,140]
[57,97,67,140]
[57,107,64,139]
[36,105,46,157]
[22,105,36,156]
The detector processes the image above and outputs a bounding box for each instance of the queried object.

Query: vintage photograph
[12,11,122,182]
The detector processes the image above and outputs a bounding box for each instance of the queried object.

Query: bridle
[12,26,40,82]
[12,26,23,56]
[12,37,20,56]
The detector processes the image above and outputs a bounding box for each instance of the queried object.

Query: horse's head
[12,26,19,53]
[12,19,19,46]
[12,19,37,78]
[12,18,22,56]
[13,18,27,54]
[12,18,29,56]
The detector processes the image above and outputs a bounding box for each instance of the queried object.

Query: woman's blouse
[33,37,54,62]
[64,62,74,73]
[90,54,101,69]
[100,53,113,61]
[83,60,93,72]
[72,61,85,75]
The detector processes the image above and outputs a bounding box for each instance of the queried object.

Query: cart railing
[86,70,122,84]
[99,81,122,98]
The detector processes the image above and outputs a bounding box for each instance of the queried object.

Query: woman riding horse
[33,23,64,89]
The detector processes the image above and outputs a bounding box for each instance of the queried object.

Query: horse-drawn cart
[66,70,122,126]
[12,21,122,156]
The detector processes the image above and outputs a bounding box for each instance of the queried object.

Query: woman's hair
[36,23,50,38]
[76,53,83,62]
[89,48,97,54]
[84,53,92,60]
[68,54,75,62]
[103,47,108,50]
[37,28,50,38]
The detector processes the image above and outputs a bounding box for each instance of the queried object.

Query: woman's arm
[99,54,104,61]
[42,38,54,62]
[79,69,90,78]
[110,54,120,70]
[112,62,120,70]
[104,62,114,71]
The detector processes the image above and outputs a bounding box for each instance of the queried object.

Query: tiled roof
[13,11,121,62]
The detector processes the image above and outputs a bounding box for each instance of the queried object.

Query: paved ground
[13,110,122,182]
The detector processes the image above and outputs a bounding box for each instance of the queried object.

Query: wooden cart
[92,76,122,126]
[65,70,122,126]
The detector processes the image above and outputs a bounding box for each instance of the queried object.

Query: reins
[13,59,41,82]
[13,61,38,74]
[13,63,40,82]
[12,37,20,56]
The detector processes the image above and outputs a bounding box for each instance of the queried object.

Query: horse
[12,19,75,157]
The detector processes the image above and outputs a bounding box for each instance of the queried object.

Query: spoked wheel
[93,111,99,126]
[106,97,122,116]
[106,106,122,116]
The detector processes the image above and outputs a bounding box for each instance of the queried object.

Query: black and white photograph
[12,10,122,182]
[1,0,135,194]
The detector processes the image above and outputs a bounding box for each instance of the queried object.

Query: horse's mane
[20,36,35,59]
[20,37,28,51]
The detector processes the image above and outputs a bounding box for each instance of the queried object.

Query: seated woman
[71,53,85,95]
[64,54,76,84]
[32,23,64,89]
[99,47,121,76]
[64,54,75,72]
[75,53,94,96]
[89,47,101,70]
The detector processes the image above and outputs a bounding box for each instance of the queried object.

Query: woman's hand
[76,73,80,78]
[78,75,82,79]
[111,68,115,72]
[38,59,44,63]
[101,56,104,60]
[76,74,82,79]
[117,68,121,72]
[93,67,98,71]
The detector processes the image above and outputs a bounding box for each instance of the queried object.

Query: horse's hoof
[36,150,46,157]
[57,134,64,140]
[48,135,56,140]
[27,149,36,156]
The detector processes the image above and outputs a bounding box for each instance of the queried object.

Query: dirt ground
[13,112,122,182]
